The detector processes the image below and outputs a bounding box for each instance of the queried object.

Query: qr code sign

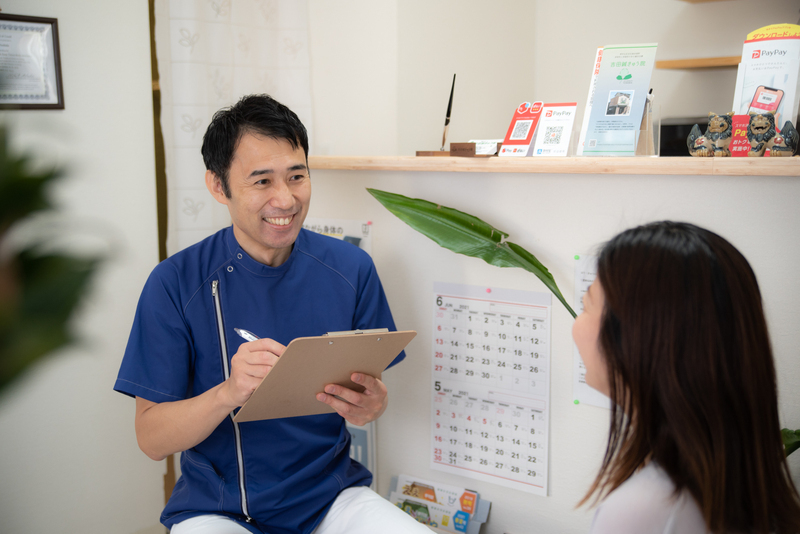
[588,139,597,147]
[510,119,533,140]
[544,126,563,145]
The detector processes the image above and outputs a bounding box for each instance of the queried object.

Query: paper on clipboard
[233,330,417,423]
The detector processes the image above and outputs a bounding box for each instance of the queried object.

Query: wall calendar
[431,282,551,496]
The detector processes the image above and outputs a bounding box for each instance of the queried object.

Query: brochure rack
[571,105,661,157]
[387,475,491,534]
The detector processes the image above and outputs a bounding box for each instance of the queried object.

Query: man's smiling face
[206,132,311,267]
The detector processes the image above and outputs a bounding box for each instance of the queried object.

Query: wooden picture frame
[0,13,64,109]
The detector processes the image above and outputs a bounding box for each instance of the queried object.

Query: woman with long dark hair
[573,221,800,533]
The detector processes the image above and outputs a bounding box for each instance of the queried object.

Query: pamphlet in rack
[580,43,658,156]
[731,23,800,131]
[532,102,578,156]
[387,474,491,534]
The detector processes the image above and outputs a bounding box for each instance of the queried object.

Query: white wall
[396,0,538,156]
[310,0,800,156]
[308,0,399,155]
[533,0,800,126]
[308,0,539,156]
[306,168,800,534]
[304,3,800,532]
[0,2,164,533]
[1,2,797,533]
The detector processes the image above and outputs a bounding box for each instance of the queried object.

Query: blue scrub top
[115,227,404,534]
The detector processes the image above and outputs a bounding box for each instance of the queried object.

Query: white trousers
[170,486,432,534]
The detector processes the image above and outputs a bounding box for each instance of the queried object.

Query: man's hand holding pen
[223,337,285,409]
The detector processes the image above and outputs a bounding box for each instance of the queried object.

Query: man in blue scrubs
[115,95,428,534]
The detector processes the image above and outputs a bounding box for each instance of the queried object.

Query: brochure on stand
[577,47,604,155]
[532,103,578,156]
[580,43,658,156]
[731,24,800,131]
[498,101,544,156]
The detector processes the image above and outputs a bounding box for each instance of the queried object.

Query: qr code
[510,119,533,140]
[544,126,563,145]
[588,139,597,147]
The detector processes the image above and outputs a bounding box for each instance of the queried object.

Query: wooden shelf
[307,155,799,177]
[656,56,740,69]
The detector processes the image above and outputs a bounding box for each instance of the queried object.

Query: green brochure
[581,43,658,156]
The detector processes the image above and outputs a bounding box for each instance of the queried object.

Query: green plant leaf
[0,247,101,394]
[367,188,576,318]
[0,128,61,233]
[782,428,800,457]
[0,124,102,397]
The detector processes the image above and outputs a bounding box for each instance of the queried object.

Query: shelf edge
[656,56,740,69]
[307,155,799,177]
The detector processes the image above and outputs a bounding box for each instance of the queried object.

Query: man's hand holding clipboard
[315,370,389,426]
[231,329,416,424]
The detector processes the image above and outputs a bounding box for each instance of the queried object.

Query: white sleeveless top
[589,463,710,534]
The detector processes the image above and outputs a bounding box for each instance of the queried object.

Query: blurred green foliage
[0,126,100,395]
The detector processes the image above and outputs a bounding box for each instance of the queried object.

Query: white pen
[234,328,260,342]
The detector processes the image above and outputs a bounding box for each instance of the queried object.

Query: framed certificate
[0,14,64,109]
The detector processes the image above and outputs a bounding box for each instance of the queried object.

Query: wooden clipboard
[233,330,417,423]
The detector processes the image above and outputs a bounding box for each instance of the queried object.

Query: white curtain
[154,0,314,256]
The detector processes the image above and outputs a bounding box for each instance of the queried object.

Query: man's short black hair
[201,94,309,198]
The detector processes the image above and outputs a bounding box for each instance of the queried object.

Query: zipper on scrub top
[212,279,252,523]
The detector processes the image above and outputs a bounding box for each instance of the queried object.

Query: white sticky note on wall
[573,254,611,409]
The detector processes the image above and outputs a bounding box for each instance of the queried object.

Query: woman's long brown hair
[579,221,800,533]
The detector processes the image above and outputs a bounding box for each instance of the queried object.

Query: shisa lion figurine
[745,112,798,157]
[687,112,734,157]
